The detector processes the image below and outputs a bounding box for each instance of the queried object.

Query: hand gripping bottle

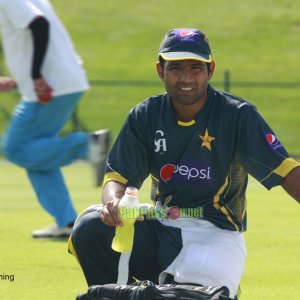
[111,186,139,253]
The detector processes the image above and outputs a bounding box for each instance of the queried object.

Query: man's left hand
[0,77,17,92]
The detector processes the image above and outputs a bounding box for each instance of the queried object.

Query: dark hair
[159,56,211,73]
[159,56,165,68]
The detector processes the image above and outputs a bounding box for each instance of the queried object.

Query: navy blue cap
[158,28,212,62]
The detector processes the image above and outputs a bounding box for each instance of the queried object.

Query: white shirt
[0,0,89,101]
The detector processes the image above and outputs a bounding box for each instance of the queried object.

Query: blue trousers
[2,92,89,226]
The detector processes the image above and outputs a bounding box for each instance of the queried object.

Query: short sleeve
[106,107,150,188]
[236,105,298,189]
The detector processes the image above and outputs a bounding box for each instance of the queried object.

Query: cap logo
[176,29,197,42]
[179,30,195,38]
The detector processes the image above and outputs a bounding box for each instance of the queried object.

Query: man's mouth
[179,87,193,92]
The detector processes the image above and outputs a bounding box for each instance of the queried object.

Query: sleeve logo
[266,133,283,150]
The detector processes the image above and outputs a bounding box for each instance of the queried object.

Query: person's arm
[29,16,49,80]
[281,166,300,204]
[100,181,126,227]
[0,77,17,92]
[28,16,52,103]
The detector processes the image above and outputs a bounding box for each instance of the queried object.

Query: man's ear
[156,62,164,81]
[208,60,215,80]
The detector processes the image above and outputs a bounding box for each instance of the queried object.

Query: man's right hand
[100,199,124,227]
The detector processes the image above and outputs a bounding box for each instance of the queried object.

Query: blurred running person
[0,0,110,238]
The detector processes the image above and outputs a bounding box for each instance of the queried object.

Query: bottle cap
[125,186,138,196]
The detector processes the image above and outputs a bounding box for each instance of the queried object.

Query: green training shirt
[105,84,299,231]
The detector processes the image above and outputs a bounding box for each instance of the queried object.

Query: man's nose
[179,68,192,81]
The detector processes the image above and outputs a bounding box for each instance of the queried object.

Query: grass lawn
[0,1,299,298]
[0,162,299,299]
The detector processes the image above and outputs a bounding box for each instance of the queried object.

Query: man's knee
[69,209,119,286]
[2,138,17,162]
[72,211,100,248]
[71,210,114,256]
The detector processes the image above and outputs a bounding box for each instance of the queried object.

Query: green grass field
[0,0,300,299]
[0,162,299,299]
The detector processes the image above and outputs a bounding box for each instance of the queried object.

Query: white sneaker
[89,129,111,186]
[32,224,73,238]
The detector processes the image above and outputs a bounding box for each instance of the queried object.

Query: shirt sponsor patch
[160,161,213,185]
[266,133,283,150]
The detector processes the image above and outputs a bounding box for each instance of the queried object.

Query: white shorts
[158,218,247,298]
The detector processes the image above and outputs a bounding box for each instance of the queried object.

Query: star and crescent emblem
[199,129,215,151]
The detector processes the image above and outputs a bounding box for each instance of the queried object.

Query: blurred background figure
[0,0,110,238]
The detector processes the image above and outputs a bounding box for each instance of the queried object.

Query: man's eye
[192,65,204,70]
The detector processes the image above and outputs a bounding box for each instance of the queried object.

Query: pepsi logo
[160,164,175,182]
[179,30,195,38]
[160,162,212,184]
[266,133,283,150]
[266,133,278,145]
